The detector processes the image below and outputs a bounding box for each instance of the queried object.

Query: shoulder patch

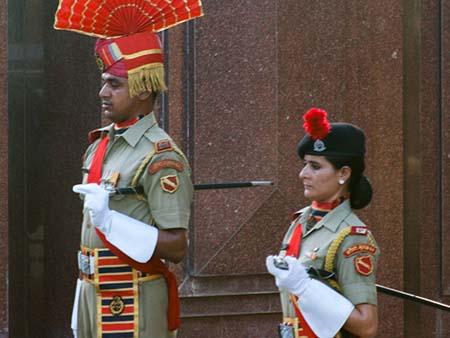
[160,174,179,193]
[350,226,368,236]
[148,159,184,175]
[344,243,377,257]
[155,139,174,153]
[354,255,374,276]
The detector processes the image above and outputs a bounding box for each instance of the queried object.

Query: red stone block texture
[0,0,8,335]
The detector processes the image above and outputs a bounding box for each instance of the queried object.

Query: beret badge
[313,139,326,152]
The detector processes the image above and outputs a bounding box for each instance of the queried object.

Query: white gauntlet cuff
[106,211,158,263]
[296,279,354,338]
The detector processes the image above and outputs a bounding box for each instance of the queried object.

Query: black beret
[297,122,366,158]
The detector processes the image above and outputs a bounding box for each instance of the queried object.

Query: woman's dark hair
[326,155,372,209]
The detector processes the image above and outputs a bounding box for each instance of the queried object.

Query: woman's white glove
[265,255,310,294]
[266,254,355,338]
[73,183,113,234]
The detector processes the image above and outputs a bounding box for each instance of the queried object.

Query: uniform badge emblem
[354,255,373,276]
[313,139,326,152]
[344,243,377,257]
[160,174,179,193]
[155,139,174,153]
[95,54,105,72]
[109,295,125,316]
[148,159,184,175]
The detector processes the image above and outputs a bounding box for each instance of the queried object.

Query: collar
[300,199,352,234]
[113,113,158,147]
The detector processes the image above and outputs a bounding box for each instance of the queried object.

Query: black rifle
[376,284,450,312]
[112,180,274,195]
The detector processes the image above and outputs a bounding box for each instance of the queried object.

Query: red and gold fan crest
[54,0,204,38]
[54,0,203,97]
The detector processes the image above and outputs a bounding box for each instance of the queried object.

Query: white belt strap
[71,279,82,337]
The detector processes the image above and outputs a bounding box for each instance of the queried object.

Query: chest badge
[305,247,320,260]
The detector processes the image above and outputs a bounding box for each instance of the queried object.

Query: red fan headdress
[54,0,204,96]
[302,108,331,140]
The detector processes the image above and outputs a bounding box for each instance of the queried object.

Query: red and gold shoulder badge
[148,160,184,175]
[344,243,377,257]
[160,175,179,193]
[350,226,368,235]
[354,255,374,276]
[155,139,174,154]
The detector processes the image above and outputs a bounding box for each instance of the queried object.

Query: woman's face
[299,155,348,202]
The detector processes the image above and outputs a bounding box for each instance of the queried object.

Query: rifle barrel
[377,284,450,312]
[194,181,273,190]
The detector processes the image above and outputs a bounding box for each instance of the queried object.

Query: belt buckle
[78,251,93,275]
[278,323,295,338]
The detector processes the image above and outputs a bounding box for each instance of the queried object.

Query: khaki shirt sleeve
[335,232,380,306]
[141,151,193,230]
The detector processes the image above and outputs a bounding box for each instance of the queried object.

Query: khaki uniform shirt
[76,113,193,338]
[279,200,380,321]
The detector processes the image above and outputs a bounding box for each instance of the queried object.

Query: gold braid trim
[324,226,377,292]
[131,150,156,188]
[128,64,167,98]
[323,226,374,338]
[130,143,188,197]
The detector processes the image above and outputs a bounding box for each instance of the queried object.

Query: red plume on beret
[303,108,331,140]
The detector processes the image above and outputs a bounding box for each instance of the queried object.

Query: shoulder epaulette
[88,130,102,144]
[88,127,110,144]
[155,139,174,153]
[350,226,368,236]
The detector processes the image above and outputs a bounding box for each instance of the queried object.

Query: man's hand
[266,255,310,294]
[73,183,158,263]
[73,183,112,233]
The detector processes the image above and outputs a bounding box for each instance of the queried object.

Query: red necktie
[87,136,109,184]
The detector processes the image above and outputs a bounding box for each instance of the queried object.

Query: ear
[339,166,352,183]
[137,91,152,101]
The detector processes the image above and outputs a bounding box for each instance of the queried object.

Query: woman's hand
[265,255,310,294]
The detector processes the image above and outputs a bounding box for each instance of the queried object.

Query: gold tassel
[128,64,167,97]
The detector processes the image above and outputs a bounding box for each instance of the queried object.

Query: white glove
[73,183,158,263]
[265,255,310,294]
[266,255,355,338]
[73,183,112,233]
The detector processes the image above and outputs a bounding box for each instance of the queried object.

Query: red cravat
[87,136,109,184]
[87,117,139,184]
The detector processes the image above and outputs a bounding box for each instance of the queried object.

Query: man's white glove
[266,255,355,338]
[73,183,113,233]
[73,183,158,263]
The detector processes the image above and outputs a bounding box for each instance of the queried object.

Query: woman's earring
[339,179,345,185]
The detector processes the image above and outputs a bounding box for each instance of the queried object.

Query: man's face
[99,72,140,123]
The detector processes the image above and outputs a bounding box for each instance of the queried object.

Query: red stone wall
[2,1,449,337]
[0,0,8,335]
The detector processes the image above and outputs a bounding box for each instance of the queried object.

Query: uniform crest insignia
[350,226,368,235]
[95,54,105,72]
[109,295,125,316]
[313,139,326,152]
[155,139,174,153]
[354,255,373,276]
[344,243,377,257]
[148,159,184,175]
[160,174,179,193]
